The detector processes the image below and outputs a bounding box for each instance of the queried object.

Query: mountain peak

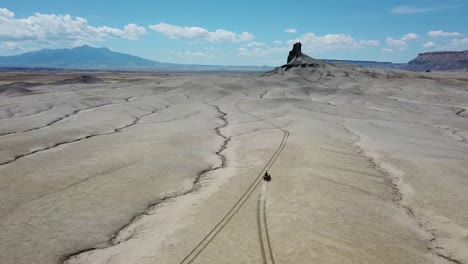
[0,45,159,69]
[77,44,92,48]
[74,45,109,51]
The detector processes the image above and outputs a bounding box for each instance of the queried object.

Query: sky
[0,0,467,66]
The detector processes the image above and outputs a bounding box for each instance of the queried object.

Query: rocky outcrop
[264,42,332,81]
[278,42,327,71]
[287,42,303,63]
[407,51,468,71]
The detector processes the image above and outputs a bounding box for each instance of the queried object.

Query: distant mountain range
[0,45,466,72]
[0,45,272,72]
[0,45,160,69]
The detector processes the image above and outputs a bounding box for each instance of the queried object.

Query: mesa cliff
[407,50,468,71]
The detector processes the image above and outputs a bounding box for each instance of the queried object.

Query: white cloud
[0,8,14,19]
[386,37,408,50]
[284,28,297,34]
[391,6,441,14]
[176,51,213,58]
[401,33,419,41]
[381,33,418,52]
[0,8,146,52]
[121,24,147,40]
[288,33,379,52]
[246,42,266,47]
[1,41,18,50]
[427,30,463,37]
[238,47,270,56]
[359,40,380,46]
[148,22,254,42]
[450,38,468,50]
[392,5,458,14]
[238,45,288,57]
[422,41,436,48]
[273,40,282,44]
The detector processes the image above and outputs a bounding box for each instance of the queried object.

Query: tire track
[236,102,288,264]
[257,185,268,264]
[179,102,288,264]
[257,183,276,264]
[262,183,276,264]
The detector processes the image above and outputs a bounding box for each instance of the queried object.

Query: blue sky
[1,0,467,66]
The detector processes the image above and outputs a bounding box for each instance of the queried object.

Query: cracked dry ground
[1,69,468,264]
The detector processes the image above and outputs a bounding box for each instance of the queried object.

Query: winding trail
[257,183,276,264]
[235,102,287,264]
[178,102,288,264]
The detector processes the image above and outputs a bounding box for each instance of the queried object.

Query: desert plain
[0,64,467,264]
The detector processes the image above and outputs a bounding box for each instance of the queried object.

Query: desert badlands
[1,51,468,264]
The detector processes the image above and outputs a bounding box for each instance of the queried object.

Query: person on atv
[263,171,271,182]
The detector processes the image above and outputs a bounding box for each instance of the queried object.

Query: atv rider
[263,171,271,182]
